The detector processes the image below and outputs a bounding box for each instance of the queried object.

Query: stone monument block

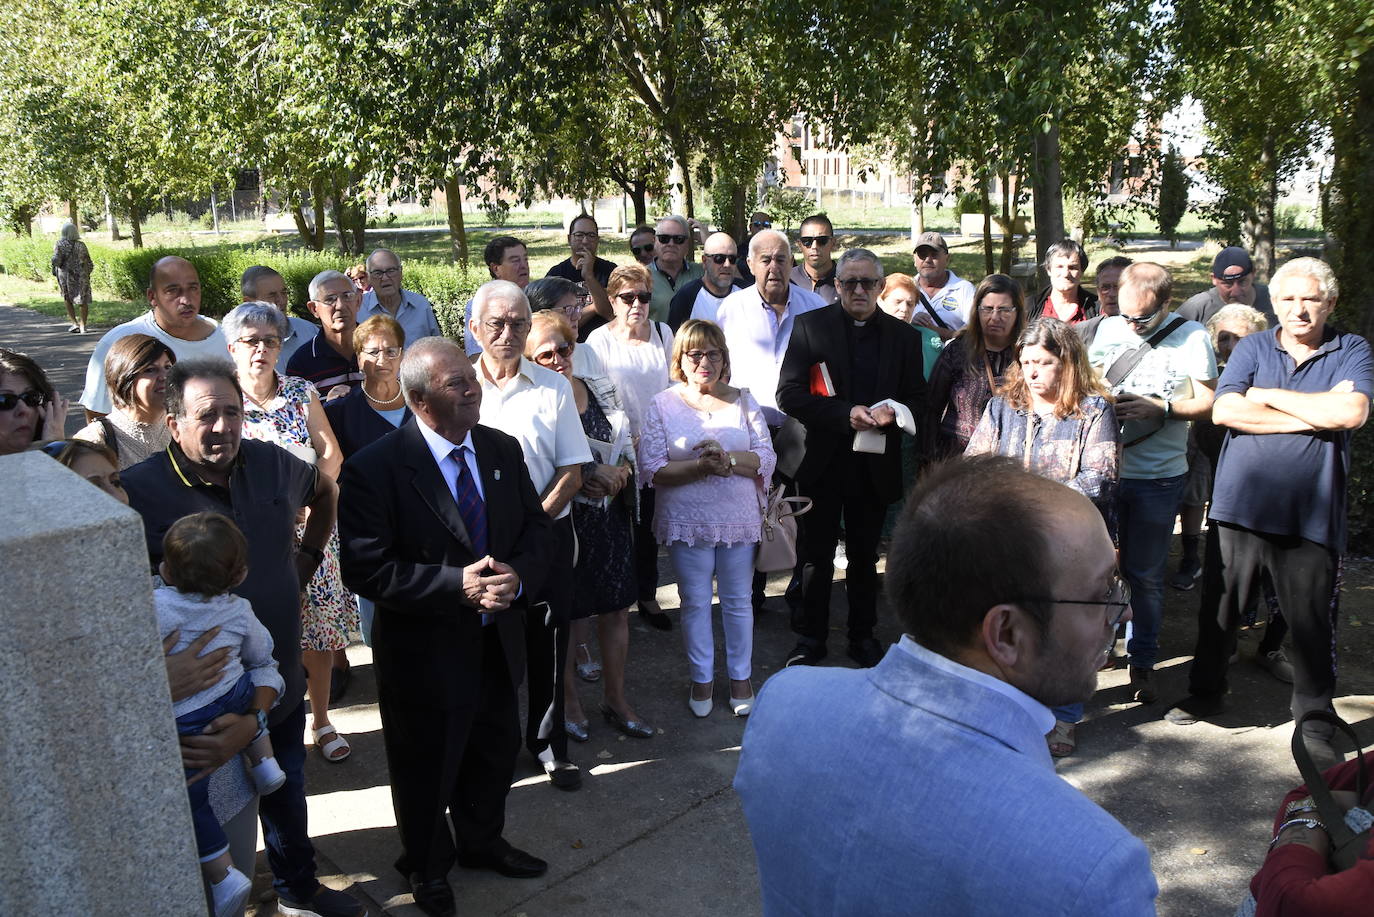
[0,452,203,914]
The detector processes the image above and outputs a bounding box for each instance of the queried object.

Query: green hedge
[0,237,480,328]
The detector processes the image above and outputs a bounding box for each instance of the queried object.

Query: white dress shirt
[477,356,592,520]
[714,283,827,426]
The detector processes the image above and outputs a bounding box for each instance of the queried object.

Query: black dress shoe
[458,845,549,878]
[408,874,456,917]
[637,602,672,631]
[783,640,826,668]
[847,638,884,668]
[544,759,582,791]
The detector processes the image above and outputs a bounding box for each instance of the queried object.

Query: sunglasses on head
[631,244,655,257]
[657,234,688,245]
[1215,271,1251,286]
[705,253,738,265]
[0,390,45,411]
[798,235,832,248]
[615,291,653,304]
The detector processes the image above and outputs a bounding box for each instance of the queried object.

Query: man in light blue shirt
[239,265,316,372]
[736,456,1157,917]
[359,248,442,349]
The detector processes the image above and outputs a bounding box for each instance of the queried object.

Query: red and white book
[809,361,836,397]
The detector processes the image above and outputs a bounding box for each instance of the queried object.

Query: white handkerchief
[852,399,916,454]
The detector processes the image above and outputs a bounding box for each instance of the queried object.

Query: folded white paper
[852,399,916,454]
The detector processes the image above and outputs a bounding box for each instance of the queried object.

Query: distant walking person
[52,222,93,333]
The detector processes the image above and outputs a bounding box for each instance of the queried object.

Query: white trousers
[668,541,756,684]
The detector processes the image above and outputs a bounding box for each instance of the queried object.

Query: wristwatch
[728,454,738,468]
[247,707,269,737]
[1162,400,1173,421]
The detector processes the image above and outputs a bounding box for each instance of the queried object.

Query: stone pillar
[0,453,203,914]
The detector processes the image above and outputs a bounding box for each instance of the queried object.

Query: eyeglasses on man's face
[368,266,401,279]
[1020,572,1132,630]
[705,253,738,266]
[631,243,655,258]
[838,278,880,293]
[482,318,531,336]
[798,235,832,248]
[657,233,688,245]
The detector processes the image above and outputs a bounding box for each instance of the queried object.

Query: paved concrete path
[4,300,1373,917]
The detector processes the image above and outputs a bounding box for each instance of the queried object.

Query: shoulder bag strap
[98,416,119,460]
[1105,316,1186,388]
[918,289,951,329]
[1293,710,1371,869]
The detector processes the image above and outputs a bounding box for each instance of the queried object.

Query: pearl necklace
[363,382,403,406]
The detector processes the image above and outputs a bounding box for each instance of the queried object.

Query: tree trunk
[630,180,648,227]
[67,198,79,230]
[445,175,469,266]
[129,196,144,248]
[290,202,318,251]
[1253,136,1278,282]
[999,171,1015,275]
[910,177,924,242]
[1329,45,1374,337]
[104,192,121,241]
[667,130,694,218]
[728,183,748,244]
[980,182,995,276]
[1031,123,1066,285]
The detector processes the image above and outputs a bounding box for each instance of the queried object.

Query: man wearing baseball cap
[1177,246,1277,325]
[911,231,976,340]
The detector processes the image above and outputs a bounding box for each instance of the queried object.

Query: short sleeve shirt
[285,330,365,398]
[649,260,704,325]
[120,440,319,722]
[277,315,320,373]
[476,357,592,520]
[1088,313,1217,479]
[358,288,442,348]
[80,312,229,414]
[917,270,977,331]
[546,256,616,288]
[1210,326,1374,552]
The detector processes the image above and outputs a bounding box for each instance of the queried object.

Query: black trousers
[379,625,519,880]
[794,473,889,647]
[526,515,573,762]
[634,485,659,604]
[1187,522,1342,739]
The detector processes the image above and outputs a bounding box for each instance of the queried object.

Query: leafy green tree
[1156,146,1190,247]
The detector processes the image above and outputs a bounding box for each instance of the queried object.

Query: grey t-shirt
[1176,284,1275,327]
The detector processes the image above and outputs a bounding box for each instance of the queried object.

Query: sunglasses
[656,234,688,245]
[631,244,655,257]
[0,390,45,411]
[1122,306,1163,327]
[750,220,772,229]
[838,278,880,293]
[705,253,738,265]
[798,236,832,248]
[533,343,573,366]
[615,291,653,305]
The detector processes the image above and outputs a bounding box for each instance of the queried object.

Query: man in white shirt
[912,231,976,339]
[669,231,745,329]
[469,280,591,791]
[239,265,317,372]
[80,256,229,420]
[713,229,826,429]
[359,248,442,349]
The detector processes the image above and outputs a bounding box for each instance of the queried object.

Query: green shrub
[955,191,984,218]
[0,238,479,329]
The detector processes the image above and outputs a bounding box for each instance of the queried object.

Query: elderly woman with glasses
[966,317,1121,757]
[223,301,357,764]
[73,334,175,468]
[639,319,775,717]
[586,263,677,630]
[0,348,68,455]
[323,314,412,459]
[924,273,1026,458]
[525,309,652,741]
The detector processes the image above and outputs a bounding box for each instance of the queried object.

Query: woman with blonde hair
[639,319,775,717]
[966,316,1121,757]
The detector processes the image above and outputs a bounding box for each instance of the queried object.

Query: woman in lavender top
[966,317,1121,757]
[639,320,775,718]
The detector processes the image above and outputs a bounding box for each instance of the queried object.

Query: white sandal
[312,724,351,762]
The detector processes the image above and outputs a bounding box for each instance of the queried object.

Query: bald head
[146,256,204,339]
[702,231,741,295]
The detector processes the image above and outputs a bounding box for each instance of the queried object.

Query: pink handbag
[755,484,812,573]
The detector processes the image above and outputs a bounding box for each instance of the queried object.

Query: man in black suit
[338,337,553,917]
[776,248,927,669]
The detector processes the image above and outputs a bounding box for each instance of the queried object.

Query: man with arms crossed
[1166,258,1372,770]
[736,455,1157,916]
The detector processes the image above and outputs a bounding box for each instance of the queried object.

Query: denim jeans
[668,541,756,683]
[258,699,320,901]
[1118,474,1187,671]
[177,671,255,857]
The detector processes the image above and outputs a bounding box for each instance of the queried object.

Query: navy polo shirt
[284,330,364,398]
[121,440,319,723]
[1210,326,1374,552]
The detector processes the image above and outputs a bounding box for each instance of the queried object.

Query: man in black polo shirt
[1166,258,1374,768]
[121,358,364,917]
[287,270,366,400]
[544,214,616,340]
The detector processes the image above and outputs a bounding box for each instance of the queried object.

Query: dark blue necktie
[449,446,488,556]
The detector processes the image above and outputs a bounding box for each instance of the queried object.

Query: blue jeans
[1119,474,1187,671]
[358,596,375,647]
[1052,703,1083,724]
[259,699,320,902]
[177,671,254,858]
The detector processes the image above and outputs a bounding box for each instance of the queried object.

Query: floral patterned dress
[51,238,93,305]
[241,374,357,651]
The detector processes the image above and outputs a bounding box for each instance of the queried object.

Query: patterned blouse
[965,394,1122,540]
[638,386,776,547]
[924,337,1014,458]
